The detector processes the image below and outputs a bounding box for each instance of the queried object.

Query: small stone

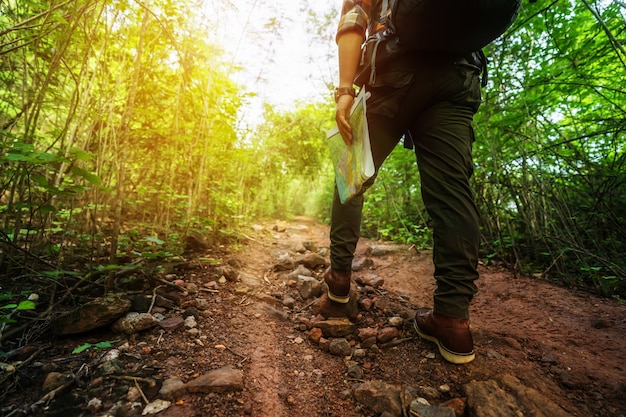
[357,327,378,341]
[195,298,210,310]
[347,364,364,379]
[142,399,171,415]
[351,257,374,271]
[377,327,399,343]
[355,273,385,288]
[309,328,323,344]
[184,316,197,329]
[329,338,352,357]
[353,380,403,417]
[159,377,186,400]
[361,336,377,349]
[42,372,68,392]
[159,316,185,331]
[319,338,330,351]
[301,253,326,268]
[388,317,403,327]
[359,298,374,311]
[297,275,322,299]
[282,296,296,309]
[313,318,356,338]
[127,386,142,402]
[440,397,466,417]
[112,312,158,335]
[86,398,102,413]
[186,367,244,393]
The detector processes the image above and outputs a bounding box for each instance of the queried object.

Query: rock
[184,315,197,328]
[356,272,385,288]
[367,244,403,256]
[347,363,364,379]
[419,386,441,401]
[195,298,210,310]
[112,312,158,334]
[464,374,574,417]
[275,252,295,270]
[97,358,124,376]
[186,367,244,393]
[312,288,359,321]
[159,377,186,400]
[184,232,210,252]
[351,257,374,271]
[354,380,403,417]
[313,318,356,338]
[302,241,317,252]
[309,327,323,343]
[221,265,239,282]
[283,265,313,281]
[300,253,326,268]
[357,327,378,341]
[410,402,455,417]
[86,398,103,413]
[282,296,296,309]
[359,298,374,311]
[142,399,172,415]
[388,317,403,327]
[185,282,199,295]
[239,272,262,287]
[51,293,131,335]
[329,338,352,356]
[297,275,322,298]
[361,336,377,349]
[159,316,185,331]
[377,327,399,343]
[42,372,69,392]
[319,337,330,351]
[440,397,466,417]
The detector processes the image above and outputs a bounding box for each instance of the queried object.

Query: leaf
[0,304,18,309]
[72,343,92,354]
[70,166,102,185]
[143,235,165,245]
[17,300,36,310]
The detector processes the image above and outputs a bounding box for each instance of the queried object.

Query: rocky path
[2,218,625,417]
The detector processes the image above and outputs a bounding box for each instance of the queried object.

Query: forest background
[0,0,625,327]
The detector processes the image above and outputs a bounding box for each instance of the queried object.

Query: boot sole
[413,320,476,364]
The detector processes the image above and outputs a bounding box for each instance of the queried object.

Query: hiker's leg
[329,113,403,271]
[409,64,482,320]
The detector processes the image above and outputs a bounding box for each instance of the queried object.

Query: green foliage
[72,340,120,354]
[472,0,626,296]
[0,0,625,304]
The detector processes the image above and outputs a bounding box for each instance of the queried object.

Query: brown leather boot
[414,308,475,364]
[323,267,351,304]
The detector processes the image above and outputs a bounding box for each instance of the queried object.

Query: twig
[295,297,319,313]
[379,337,414,349]
[147,285,164,314]
[110,375,157,386]
[134,378,149,405]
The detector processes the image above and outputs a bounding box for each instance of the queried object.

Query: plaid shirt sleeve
[336,0,372,43]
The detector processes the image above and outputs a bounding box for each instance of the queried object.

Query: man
[325,0,483,364]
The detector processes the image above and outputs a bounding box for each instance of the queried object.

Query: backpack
[354,0,524,87]
[381,0,522,54]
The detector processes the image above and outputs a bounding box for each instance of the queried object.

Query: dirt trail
[231,218,626,417]
[3,217,625,417]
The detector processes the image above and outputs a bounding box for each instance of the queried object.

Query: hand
[335,94,354,145]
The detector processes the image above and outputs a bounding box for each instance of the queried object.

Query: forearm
[337,31,364,88]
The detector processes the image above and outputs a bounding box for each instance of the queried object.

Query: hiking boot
[323,267,351,304]
[414,308,475,364]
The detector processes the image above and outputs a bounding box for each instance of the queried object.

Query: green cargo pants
[330,54,482,320]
